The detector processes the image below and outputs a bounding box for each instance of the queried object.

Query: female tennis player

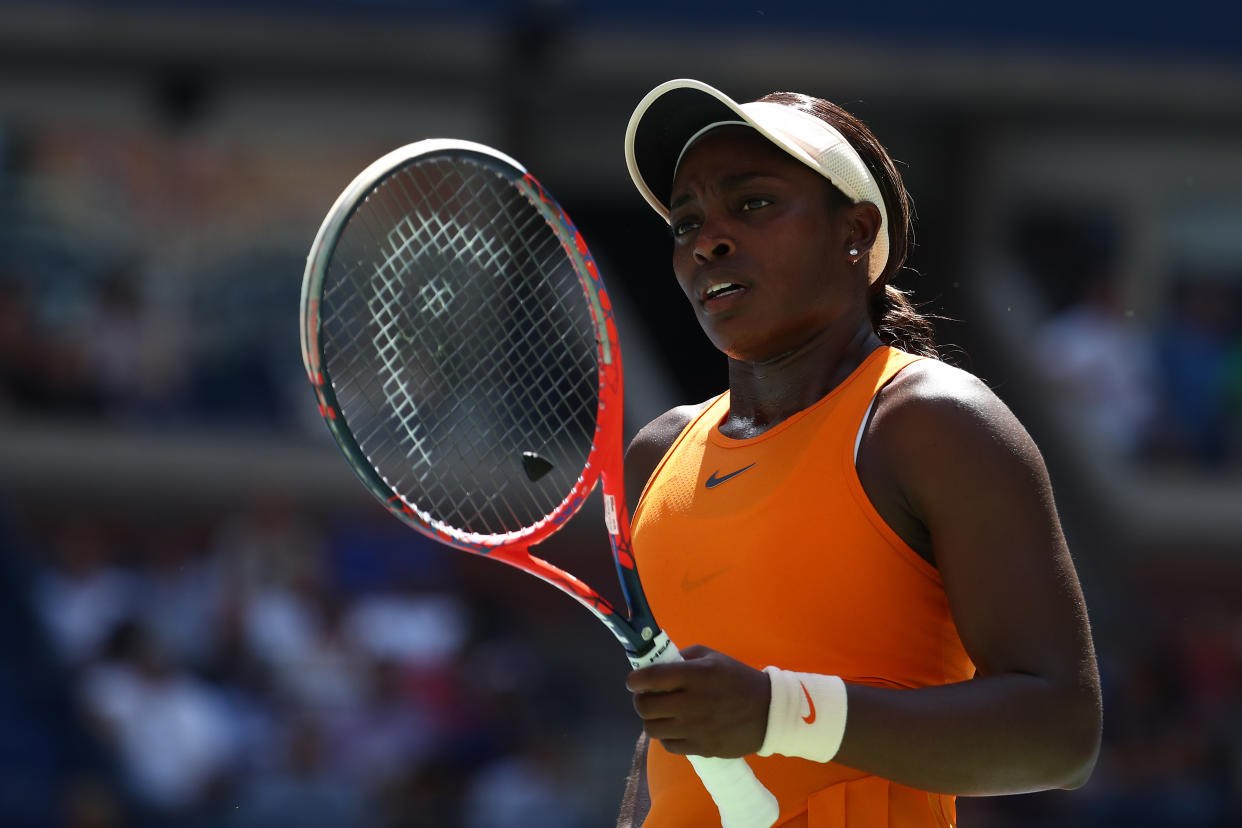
[616,80,1102,827]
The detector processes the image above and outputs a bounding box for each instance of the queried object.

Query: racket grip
[686,754,780,828]
[629,633,780,828]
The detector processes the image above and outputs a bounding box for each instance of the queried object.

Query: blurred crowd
[0,116,624,828]
[5,238,1242,473]
[0,120,364,436]
[0,261,305,432]
[1032,269,1242,471]
[4,497,1242,827]
[4,497,605,828]
[1016,212,1242,473]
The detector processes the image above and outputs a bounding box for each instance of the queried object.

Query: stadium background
[1,1,1241,825]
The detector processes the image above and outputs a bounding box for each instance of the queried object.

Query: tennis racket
[299,139,779,828]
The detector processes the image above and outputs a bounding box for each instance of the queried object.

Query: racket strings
[320,155,600,538]
[379,172,595,478]
[360,174,535,527]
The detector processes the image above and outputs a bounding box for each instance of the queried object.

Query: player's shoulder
[628,399,715,460]
[873,356,1041,465]
[883,357,1007,416]
[624,399,716,512]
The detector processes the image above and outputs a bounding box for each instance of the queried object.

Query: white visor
[624,78,890,283]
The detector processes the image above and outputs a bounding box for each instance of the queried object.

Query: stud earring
[848,248,859,257]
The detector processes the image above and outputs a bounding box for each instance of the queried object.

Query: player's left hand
[626,645,770,758]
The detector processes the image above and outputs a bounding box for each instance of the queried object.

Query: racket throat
[626,630,677,670]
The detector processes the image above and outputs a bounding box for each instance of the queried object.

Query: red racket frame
[300,140,656,656]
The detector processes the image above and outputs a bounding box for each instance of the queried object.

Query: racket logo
[704,462,757,489]
[416,276,455,318]
[800,681,817,725]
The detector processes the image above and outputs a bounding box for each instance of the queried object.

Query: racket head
[301,143,779,823]
[300,139,645,645]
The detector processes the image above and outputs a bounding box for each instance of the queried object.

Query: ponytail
[870,284,939,358]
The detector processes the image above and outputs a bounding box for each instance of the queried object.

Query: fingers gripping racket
[300,139,778,828]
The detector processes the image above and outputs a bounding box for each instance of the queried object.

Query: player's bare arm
[832,357,1102,794]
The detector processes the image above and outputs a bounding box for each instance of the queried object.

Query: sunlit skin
[667,127,885,437]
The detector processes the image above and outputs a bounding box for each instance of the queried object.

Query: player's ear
[844,202,883,258]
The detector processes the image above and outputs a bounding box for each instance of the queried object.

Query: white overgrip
[627,632,780,828]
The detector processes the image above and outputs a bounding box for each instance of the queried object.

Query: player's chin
[709,331,787,364]
[699,312,799,362]
[700,319,764,361]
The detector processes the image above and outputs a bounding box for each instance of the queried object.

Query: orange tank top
[631,346,975,828]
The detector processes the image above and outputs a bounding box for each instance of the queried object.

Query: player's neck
[721,320,881,439]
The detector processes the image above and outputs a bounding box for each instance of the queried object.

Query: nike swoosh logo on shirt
[681,567,730,592]
[800,681,817,724]
[704,462,757,489]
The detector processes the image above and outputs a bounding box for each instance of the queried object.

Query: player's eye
[740,197,772,212]
[670,217,701,238]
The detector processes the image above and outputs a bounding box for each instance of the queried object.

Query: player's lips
[697,274,751,313]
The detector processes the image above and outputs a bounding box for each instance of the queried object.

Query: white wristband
[757,667,848,763]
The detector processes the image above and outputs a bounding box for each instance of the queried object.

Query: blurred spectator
[1034,268,1157,459]
[0,502,123,827]
[324,658,442,796]
[268,586,367,714]
[83,269,146,416]
[239,568,325,681]
[1151,277,1242,469]
[212,493,327,603]
[25,321,105,415]
[217,494,334,702]
[1087,634,1234,825]
[464,746,591,828]
[375,758,473,828]
[0,274,40,411]
[326,505,457,597]
[35,522,138,666]
[139,526,224,669]
[1177,600,1242,718]
[79,620,238,817]
[342,584,471,669]
[60,775,124,828]
[228,715,364,828]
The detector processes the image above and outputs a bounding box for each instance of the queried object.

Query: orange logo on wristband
[800,681,817,724]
